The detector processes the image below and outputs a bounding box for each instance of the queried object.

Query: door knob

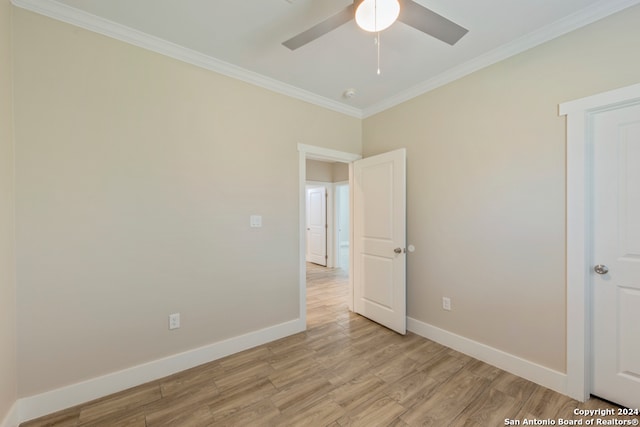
[594,264,609,275]
[394,248,403,254]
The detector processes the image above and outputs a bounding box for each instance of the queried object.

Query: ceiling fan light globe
[355,0,400,32]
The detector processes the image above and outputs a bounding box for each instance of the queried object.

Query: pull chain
[375,0,381,75]
[377,32,381,75]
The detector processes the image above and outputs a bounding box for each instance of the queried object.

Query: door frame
[334,181,350,271]
[298,144,362,324]
[560,82,640,402]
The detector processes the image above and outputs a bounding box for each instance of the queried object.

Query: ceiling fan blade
[398,0,468,45]
[282,4,355,50]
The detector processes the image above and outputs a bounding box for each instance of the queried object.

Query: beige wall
[332,163,349,182]
[363,5,640,372]
[306,159,333,182]
[0,0,17,421]
[13,8,361,396]
[306,160,349,183]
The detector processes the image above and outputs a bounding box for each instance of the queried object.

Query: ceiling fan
[282,0,468,50]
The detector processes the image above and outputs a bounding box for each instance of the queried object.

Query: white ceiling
[13,0,640,117]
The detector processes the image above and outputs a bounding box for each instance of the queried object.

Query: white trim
[362,0,640,118]
[10,0,362,119]
[564,108,590,401]
[333,181,350,271]
[299,144,361,164]
[348,164,355,312]
[12,0,639,120]
[298,152,308,324]
[559,83,640,402]
[17,318,303,424]
[559,82,640,115]
[407,317,567,395]
[0,402,19,427]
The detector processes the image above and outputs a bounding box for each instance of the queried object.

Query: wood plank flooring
[21,263,635,426]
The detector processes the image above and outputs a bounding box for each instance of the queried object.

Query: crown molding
[10,0,363,119]
[362,0,640,118]
[11,0,640,120]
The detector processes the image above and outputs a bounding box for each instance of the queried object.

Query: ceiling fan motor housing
[355,0,401,33]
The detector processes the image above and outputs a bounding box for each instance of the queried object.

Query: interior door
[591,102,640,409]
[353,149,406,334]
[306,186,327,266]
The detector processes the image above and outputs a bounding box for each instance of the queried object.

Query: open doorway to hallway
[298,143,361,327]
[304,158,351,326]
[305,158,350,270]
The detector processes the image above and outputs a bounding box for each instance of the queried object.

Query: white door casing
[336,183,350,272]
[590,103,640,409]
[353,149,407,334]
[560,82,640,403]
[306,186,327,266]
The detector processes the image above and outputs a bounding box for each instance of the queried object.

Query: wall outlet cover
[169,313,180,330]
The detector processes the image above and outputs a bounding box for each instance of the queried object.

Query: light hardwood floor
[22,263,634,426]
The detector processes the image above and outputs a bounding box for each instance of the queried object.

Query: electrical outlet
[168,313,180,330]
[442,297,451,311]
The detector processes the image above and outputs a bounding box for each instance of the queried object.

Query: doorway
[298,144,408,334]
[297,144,361,324]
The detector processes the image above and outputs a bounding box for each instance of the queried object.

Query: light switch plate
[250,215,262,228]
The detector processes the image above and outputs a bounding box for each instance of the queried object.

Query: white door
[591,102,640,409]
[306,186,327,266]
[353,149,406,334]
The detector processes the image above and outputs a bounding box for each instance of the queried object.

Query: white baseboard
[0,401,20,427]
[14,317,568,424]
[19,318,305,424]
[407,317,568,395]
